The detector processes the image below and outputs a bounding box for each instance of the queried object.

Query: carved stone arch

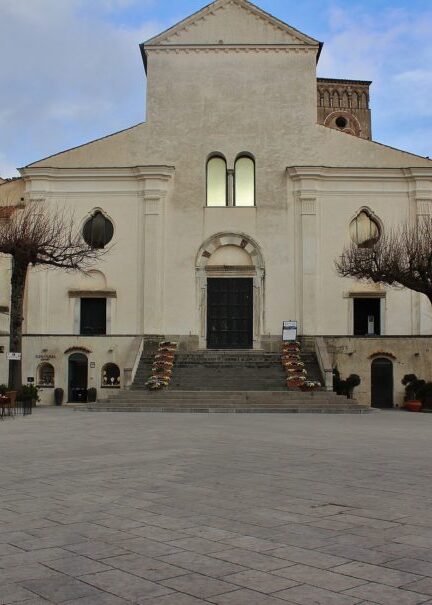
[324,111,362,137]
[195,233,265,349]
[196,232,265,271]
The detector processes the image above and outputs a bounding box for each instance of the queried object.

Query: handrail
[315,337,333,391]
[124,337,144,388]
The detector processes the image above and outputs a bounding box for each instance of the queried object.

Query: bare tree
[0,201,106,390]
[336,215,432,305]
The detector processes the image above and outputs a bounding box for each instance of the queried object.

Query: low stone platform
[75,390,370,413]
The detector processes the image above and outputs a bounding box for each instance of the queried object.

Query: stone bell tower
[317,77,372,140]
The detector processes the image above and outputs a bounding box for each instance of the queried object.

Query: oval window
[350,211,380,248]
[83,211,114,249]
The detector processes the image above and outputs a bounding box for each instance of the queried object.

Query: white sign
[7,352,21,361]
[283,320,298,342]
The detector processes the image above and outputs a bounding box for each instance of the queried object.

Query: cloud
[317,4,432,155]
[0,0,161,175]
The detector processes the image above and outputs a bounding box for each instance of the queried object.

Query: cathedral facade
[1,0,432,407]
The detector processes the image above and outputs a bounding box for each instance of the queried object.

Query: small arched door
[371,358,393,409]
[68,353,88,402]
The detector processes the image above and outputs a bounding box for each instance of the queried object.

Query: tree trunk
[8,259,29,391]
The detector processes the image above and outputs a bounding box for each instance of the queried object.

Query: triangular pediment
[144,0,320,47]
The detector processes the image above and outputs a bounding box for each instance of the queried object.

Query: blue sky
[1,0,431,177]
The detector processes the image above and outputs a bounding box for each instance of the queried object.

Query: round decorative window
[83,211,114,249]
[335,116,348,129]
[350,211,381,248]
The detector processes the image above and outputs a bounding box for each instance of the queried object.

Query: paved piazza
[2,409,432,604]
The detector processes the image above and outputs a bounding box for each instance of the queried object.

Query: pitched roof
[141,0,322,65]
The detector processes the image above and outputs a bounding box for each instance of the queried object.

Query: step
[76,405,370,414]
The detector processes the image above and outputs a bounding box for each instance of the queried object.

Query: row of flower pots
[145,342,178,390]
[282,342,321,391]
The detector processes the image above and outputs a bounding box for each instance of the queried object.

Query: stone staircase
[75,343,371,413]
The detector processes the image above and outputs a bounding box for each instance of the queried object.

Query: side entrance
[207,278,253,349]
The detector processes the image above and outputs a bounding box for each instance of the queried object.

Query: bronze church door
[207,278,253,349]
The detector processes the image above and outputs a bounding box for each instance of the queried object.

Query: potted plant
[17,385,40,412]
[402,374,424,412]
[87,387,97,403]
[54,387,64,406]
[345,374,361,399]
[417,382,432,412]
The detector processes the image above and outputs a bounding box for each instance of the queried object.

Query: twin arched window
[207,154,255,207]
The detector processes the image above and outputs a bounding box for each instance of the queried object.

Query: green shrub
[17,385,40,402]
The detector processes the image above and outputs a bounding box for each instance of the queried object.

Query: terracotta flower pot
[405,400,422,412]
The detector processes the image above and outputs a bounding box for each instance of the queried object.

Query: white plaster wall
[13,6,432,347]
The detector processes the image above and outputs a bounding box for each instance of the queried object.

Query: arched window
[83,210,114,249]
[332,91,340,108]
[37,363,54,387]
[341,92,349,108]
[207,156,227,207]
[351,91,359,108]
[102,363,120,388]
[234,156,255,207]
[350,210,381,248]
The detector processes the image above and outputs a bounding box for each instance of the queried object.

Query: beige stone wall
[0,0,429,392]
[326,337,432,407]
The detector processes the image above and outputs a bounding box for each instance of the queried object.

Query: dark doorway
[354,298,381,335]
[371,357,393,408]
[68,353,88,402]
[207,278,253,349]
[80,298,106,335]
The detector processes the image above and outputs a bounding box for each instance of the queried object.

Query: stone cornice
[145,45,316,56]
[287,166,432,183]
[20,166,175,181]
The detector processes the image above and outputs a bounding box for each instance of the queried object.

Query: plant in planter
[17,385,40,407]
[146,341,177,390]
[87,387,97,403]
[345,374,361,400]
[402,374,425,411]
[0,384,7,396]
[287,375,306,388]
[54,387,64,406]
[333,369,361,399]
[301,380,322,391]
[416,381,432,412]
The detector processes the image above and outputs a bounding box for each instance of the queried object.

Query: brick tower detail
[317,78,372,140]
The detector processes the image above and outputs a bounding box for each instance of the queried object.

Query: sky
[1,0,431,177]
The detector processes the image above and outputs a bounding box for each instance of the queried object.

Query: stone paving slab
[1,408,432,604]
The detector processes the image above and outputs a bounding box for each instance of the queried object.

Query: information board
[282,320,298,342]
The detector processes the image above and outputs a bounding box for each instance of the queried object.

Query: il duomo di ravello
[1,0,431,408]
